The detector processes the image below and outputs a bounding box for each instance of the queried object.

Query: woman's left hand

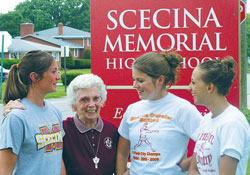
[122,169,130,175]
[178,151,192,171]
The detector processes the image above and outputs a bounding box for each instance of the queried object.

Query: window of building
[88,38,91,46]
[51,52,59,61]
[74,49,79,57]
[9,52,20,59]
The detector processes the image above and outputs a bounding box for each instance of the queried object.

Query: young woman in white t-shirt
[188,57,250,175]
[116,52,202,175]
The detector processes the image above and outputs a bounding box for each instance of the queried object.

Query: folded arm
[188,153,200,175]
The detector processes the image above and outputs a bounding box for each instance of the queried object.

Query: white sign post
[61,46,69,57]
[61,46,69,91]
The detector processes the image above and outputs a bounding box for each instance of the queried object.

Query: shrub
[61,72,83,86]
[84,48,91,59]
[74,59,91,69]
[3,58,20,69]
[242,108,250,125]
[61,52,75,69]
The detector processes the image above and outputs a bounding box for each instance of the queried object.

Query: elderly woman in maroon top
[4,73,119,175]
[62,73,119,175]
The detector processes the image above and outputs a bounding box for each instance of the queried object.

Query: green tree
[0,0,90,36]
[84,48,91,59]
[15,0,90,32]
[62,0,90,32]
[15,0,55,31]
[247,13,250,59]
[0,11,24,37]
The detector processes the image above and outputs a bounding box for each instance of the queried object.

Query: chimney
[20,23,34,37]
[58,23,63,35]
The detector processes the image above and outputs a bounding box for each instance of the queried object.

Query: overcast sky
[0,0,250,14]
[0,0,26,14]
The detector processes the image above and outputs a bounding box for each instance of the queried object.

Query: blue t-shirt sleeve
[0,114,24,155]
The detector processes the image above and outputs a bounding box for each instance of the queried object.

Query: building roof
[9,23,90,53]
[20,35,83,49]
[35,26,90,38]
[8,39,61,53]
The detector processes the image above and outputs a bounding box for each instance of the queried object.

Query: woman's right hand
[3,99,25,116]
[122,169,130,175]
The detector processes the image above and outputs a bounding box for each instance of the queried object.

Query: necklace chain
[85,131,102,158]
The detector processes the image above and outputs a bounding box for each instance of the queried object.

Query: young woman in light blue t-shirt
[0,50,64,175]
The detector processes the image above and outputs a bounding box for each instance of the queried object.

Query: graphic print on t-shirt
[196,131,216,173]
[130,112,172,162]
[35,124,63,152]
[134,122,159,152]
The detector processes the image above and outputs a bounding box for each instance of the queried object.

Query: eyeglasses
[79,96,102,105]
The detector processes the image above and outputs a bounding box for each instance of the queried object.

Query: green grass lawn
[61,68,91,74]
[45,85,67,99]
[247,153,250,175]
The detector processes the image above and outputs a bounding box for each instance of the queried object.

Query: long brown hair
[3,50,54,104]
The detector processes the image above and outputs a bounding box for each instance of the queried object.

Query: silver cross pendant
[93,156,100,169]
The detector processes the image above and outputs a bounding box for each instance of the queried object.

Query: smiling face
[72,86,103,123]
[132,68,164,100]
[189,67,209,106]
[36,60,60,95]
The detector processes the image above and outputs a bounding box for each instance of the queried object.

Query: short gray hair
[67,74,107,106]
